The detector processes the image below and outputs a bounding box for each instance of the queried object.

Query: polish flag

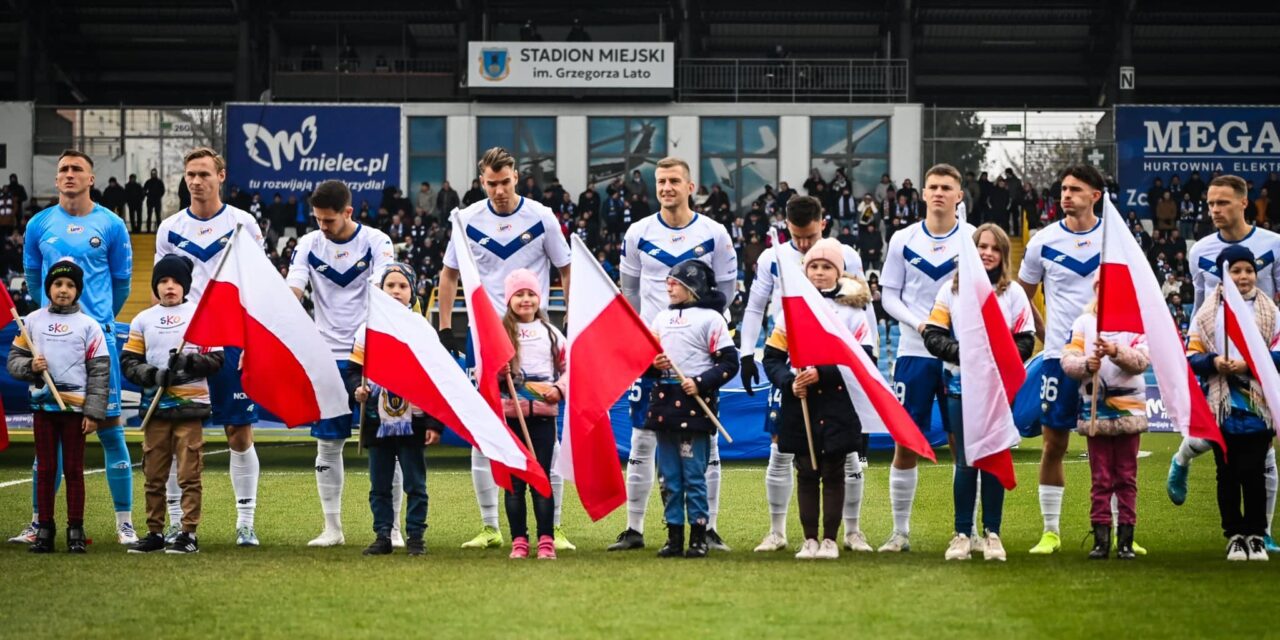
[557,234,663,521]
[951,233,1025,489]
[364,287,550,496]
[0,287,14,450]
[185,224,349,427]
[1097,196,1222,449]
[773,231,936,462]
[1220,275,1280,431]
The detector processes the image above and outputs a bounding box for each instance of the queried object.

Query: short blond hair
[477,147,517,175]
[184,147,226,173]
[655,156,691,178]
[924,163,962,185]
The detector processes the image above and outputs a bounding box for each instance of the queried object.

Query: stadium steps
[122,231,156,320]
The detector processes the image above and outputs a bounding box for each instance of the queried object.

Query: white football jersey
[155,204,265,307]
[443,197,572,312]
[1018,218,1102,359]
[286,224,395,357]
[621,212,737,324]
[880,219,977,359]
[1188,226,1280,315]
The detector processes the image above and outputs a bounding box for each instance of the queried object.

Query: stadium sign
[225,103,401,203]
[1116,105,1280,217]
[467,42,674,93]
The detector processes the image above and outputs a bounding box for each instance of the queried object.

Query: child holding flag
[646,259,738,558]
[121,255,225,554]
[1187,245,1279,561]
[1062,278,1150,560]
[498,269,567,560]
[923,224,1035,561]
[762,238,875,560]
[7,260,110,553]
[347,264,443,557]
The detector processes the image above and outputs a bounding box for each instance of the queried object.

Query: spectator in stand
[248,193,264,221]
[517,176,540,202]
[803,168,823,196]
[834,187,856,223]
[386,214,405,245]
[630,193,651,220]
[728,216,744,254]
[627,170,648,202]
[857,217,884,271]
[1003,168,1022,203]
[742,232,764,291]
[1168,174,1183,201]
[963,171,980,217]
[557,191,575,219]
[603,190,626,241]
[812,181,833,215]
[1179,192,1197,239]
[143,168,165,231]
[1184,171,1205,202]
[577,184,600,219]
[976,171,992,222]
[1255,188,1270,227]
[436,180,460,221]
[416,182,436,222]
[777,181,797,206]
[229,184,252,211]
[287,193,308,235]
[124,174,144,232]
[409,215,428,245]
[100,177,126,219]
[265,192,290,236]
[1168,292,1189,331]
[177,176,190,211]
[1154,190,1177,232]
[875,173,895,204]
[463,178,485,207]
[567,18,591,42]
[1146,178,1165,215]
[1132,222,1153,254]
[1162,272,1181,301]
[829,168,850,196]
[887,195,911,242]
[706,184,730,218]
[0,186,13,235]
[858,193,879,226]
[1193,192,1213,237]
[897,178,918,205]
[837,224,857,249]
[986,177,1012,231]
[6,174,26,220]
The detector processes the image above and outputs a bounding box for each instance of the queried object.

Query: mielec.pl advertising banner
[225,103,401,204]
[1116,105,1280,217]
[468,41,673,91]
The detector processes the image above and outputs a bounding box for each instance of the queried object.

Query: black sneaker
[66,526,87,554]
[607,528,645,551]
[128,532,167,554]
[406,537,425,557]
[363,536,393,556]
[29,523,55,554]
[706,529,731,552]
[166,531,200,554]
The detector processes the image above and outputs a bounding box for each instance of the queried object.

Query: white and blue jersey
[1188,226,1280,315]
[286,225,394,358]
[24,204,133,418]
[443,197,572,313]
[620,213,737,324]
[1018,218,1102,431]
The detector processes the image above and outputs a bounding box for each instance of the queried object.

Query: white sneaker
[969,531,986,555]
[117,521,139,545]
[7,521,37,544]
[795,538,820,560]
[983,532,1007,561]
[843,530,873,552]
[391,527,405,549]
[308,529,345,547]
[1226,535,1248,561]
[878,531,911,553]
[754,531,788,552]
[816,538,840,560]
[945,534,971,561]
[1247,536,1269,561]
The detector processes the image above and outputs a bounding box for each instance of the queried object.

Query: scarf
[1193,285,1277,426]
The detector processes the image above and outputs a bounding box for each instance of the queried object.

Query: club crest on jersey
[355,260,367,270]
[693,245,706,256]
[89,236,102,248]
[46,322,70,335]
[159,315,185,327]
[66,224,84,234]
[218,236,230,246]
[520,232,533,244]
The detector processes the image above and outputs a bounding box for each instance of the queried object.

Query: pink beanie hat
[503,268,541,307]
[803,238,844,271]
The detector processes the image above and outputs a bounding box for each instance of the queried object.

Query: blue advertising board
[1117,105,1280,217]
[225,103,401,206]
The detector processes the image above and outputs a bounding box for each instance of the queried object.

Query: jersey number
[893,382,907,404]
[1040,376,1059,403]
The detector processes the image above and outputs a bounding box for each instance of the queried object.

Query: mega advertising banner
[1116,105,1280,217]
[225,103,401,204]
[467,42,674,93]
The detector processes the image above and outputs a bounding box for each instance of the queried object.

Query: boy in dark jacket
[645,260,738,558]
[121,255,225,554]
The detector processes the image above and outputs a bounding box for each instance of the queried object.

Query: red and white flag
[951,234,1024,489]
[773,232,936,462]
[364,287,550,496]
[1220,275,1280,431]
[185,224,348,427]
[0,286,12,450]
[557,234,662,521]
[450,216,515,418]
[1097,196,1222,449]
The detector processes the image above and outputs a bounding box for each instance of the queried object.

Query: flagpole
[666,360,734,444]
[505,371,537,452]
[799,392,819,471]
[140,222,242,431]
[357,283,371,456]
[1090,195,1107,435]
[12,309,66,410]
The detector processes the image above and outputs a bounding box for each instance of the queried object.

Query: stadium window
[476,117,556,188]
[587,117,668,202]
[810,117,890,198]
[408,117,447,194]
[699,117,779,211]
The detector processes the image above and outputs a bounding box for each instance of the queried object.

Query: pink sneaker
[537,535,557,560]
[509,536,529,559]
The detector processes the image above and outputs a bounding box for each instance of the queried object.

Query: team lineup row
[7,146,1277,562]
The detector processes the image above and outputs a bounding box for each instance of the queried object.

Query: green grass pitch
[0,431,1275,638]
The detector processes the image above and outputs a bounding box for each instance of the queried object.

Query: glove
[153,367,173,388]
[168,349,191,373]
[437,327,462,356]
[740,354,759,396]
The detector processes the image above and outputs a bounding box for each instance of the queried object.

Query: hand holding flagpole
[505,371,537,452]
[665,360,734,444]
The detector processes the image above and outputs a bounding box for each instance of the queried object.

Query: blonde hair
[655,157,691,178]
[184,147,226,172]
[924,163,962,185]
[953,223,1012,294]
[477,147,516,175]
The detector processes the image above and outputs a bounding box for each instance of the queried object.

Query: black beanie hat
[380,262,417,307]
[668,259,715,301]
[152,254,195,299]
[1217,244,1257,273]
[45,259,84,303]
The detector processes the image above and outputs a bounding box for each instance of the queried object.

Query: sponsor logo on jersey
[159,315,185,327]
[498,223,513,232]
[89,236,102,248]
[931,243,946,253]
[334,250,350,260]
[1076,239,1092,248]
[666,315,690,326]
[66,224,84,234]
[670,233,686,243]
[518,327,537,339]
[199,227,214,236]
[46,322,71,335]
